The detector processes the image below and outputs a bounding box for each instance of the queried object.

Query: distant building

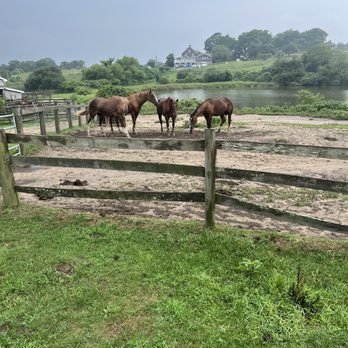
[0,77,24,100]
[174,45,212,69]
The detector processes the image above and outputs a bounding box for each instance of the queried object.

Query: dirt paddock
[13,113,348,239]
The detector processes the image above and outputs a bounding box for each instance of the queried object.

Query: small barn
[0,77,24,100]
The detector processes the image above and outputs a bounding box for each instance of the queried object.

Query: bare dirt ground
[13,114,348,239]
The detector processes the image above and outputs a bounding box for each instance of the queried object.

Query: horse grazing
[189,97,233,134]
[157,97,179,135]
[77,96,130,138]
[127,89,158,133]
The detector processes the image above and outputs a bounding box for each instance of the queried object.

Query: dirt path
[13,114,348,239]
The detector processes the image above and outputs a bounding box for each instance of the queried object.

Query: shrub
[96,85,128,97]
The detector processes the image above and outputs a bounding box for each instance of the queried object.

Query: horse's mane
[192,99,211,115]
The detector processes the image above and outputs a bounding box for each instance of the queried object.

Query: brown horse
[127,89,158,133]
[157,97,179,135]
[189,97,233,134]
[78,96,130,138]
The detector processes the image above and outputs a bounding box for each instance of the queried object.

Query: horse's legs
[98,114,106,135]
[131,112,138,134]
[87,111,97,136]
[227,113,232,131]
[165,116,170,134]
[120,114,131,138]
[205,115,212,129]
[158,113,163,133]
[109,115,114,134]
[218,114,226,132]
[171,116,176,136]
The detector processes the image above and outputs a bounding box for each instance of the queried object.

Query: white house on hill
[0,77,24,100]
[174,45,212,69]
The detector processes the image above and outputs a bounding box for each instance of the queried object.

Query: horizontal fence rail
[6,133,206,152]
[14,186,205,203]
[216,193,348,233]
[216,167,348,194]
[217,140,348,160]
[11,156,205,177]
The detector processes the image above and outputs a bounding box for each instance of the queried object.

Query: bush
[96,85,128,97]
[296,89,324,104]
[24,67,65,91]
[203,69,232,82]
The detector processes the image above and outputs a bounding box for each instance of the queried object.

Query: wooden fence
[1,129,348,233]
[11,101,86,139]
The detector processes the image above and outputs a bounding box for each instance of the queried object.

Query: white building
[174,45,212,69]
[0,77,24,100]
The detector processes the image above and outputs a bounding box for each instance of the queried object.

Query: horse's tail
[76,109,88,117]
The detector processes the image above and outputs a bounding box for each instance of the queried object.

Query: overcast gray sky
[1,0,347,66]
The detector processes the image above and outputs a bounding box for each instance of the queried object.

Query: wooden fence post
[13,106,25,155]
[54,101,60,133]
[0,130,19,208]
[204,128,216,229]
[66,101,73,128]
[39,111,46,135]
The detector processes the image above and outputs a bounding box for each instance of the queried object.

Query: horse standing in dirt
[78,96,130,138]
[157,97,179,135]
[189,97,233,134]
[127,89,158,133]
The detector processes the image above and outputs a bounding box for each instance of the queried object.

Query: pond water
[157,87,348,108]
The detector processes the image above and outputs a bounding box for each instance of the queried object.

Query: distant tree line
[0,58,84,76]
[177,44,348,86]
[204,28,330,62]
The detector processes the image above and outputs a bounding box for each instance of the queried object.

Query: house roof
[0,87,24,93]
[0,76,8,83]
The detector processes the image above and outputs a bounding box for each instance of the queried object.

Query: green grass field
[1,204,347,347]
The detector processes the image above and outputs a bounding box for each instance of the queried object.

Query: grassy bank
[1,204,347,347]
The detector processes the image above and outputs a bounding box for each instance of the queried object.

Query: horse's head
[189,112,198,134]
[147,89,159,107]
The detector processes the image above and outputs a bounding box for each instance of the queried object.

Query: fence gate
[0,113,21,156]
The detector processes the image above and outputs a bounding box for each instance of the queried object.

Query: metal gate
[0,113,21,156]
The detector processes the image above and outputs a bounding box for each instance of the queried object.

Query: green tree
[298,28,328,50]
[212,45,232,62]
[34,58,58,70]
[24,66,65,91]
[146,59,156,68]
[59,60,85,69]
[267,58,305,86]
[234,30,273,60]
[204,33,236,53]
[100,58,115,67]
[82,64,111,80]
[165,54,175,67]
[273,30,301,54]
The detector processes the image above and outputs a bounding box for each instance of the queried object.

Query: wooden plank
[0,130,20,208]
[204,129,216,229]
[14,185,205,203]
[217,140,348,160]
[20,104,82,116]
[6,133,205,152]
[216,167,348,194]
[13,107,25,155]
[54,108,60,133]
[39,111,46,135]
[66,103,73,128]
[11,156,205,177]
[215,193,348,234]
